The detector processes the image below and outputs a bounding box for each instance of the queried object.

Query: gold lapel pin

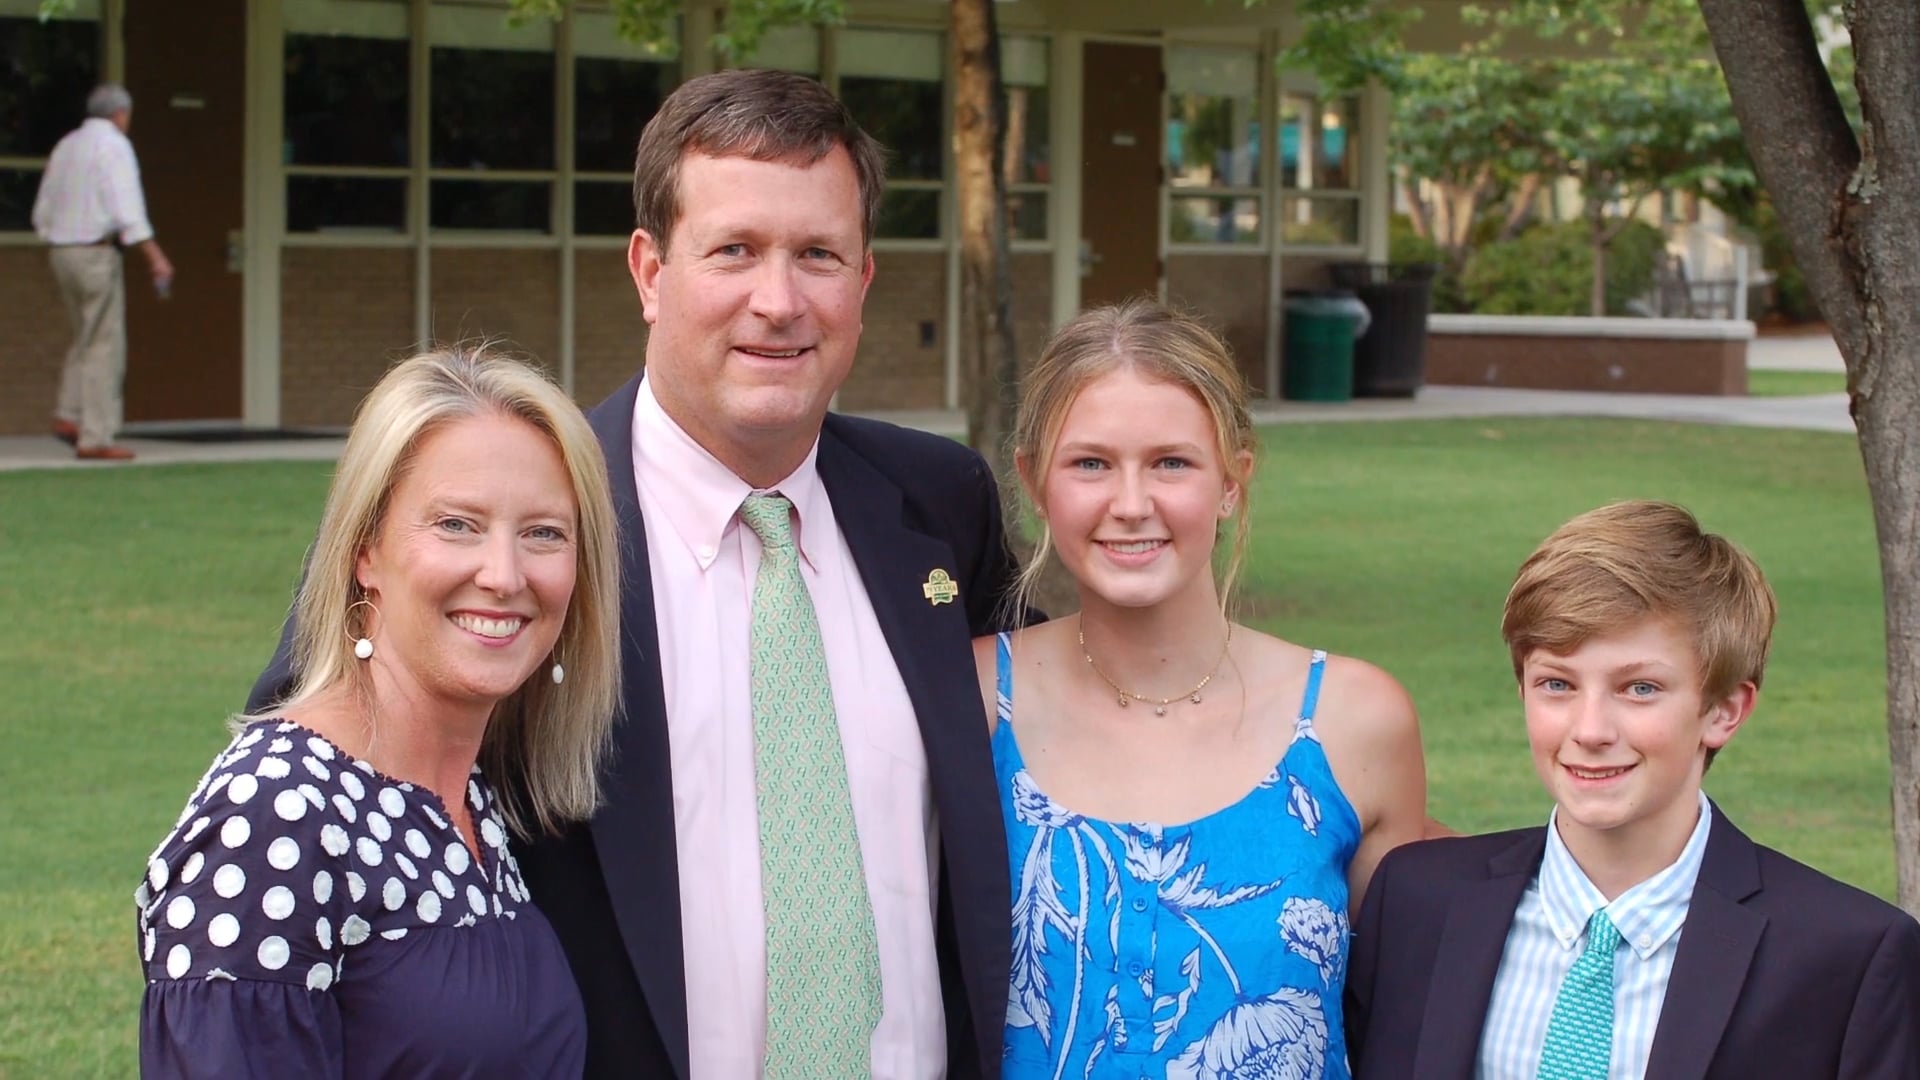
[922,568,959,606]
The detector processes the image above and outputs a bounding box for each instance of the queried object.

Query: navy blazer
[249,375,1029,1079]
[1344,804,1920,1080]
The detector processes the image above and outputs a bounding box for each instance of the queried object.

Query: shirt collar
[1537,791,1712,960]
[632,374,826,572]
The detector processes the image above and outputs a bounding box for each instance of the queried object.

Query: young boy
[1345,500,1920,1080]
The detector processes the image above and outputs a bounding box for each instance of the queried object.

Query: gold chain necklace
[1078,623,1234,716]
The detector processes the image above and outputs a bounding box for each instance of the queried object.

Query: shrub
[1459,219,1665,315]
[1388,214,1469,313]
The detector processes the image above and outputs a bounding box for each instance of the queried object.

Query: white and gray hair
[86,83,132,119]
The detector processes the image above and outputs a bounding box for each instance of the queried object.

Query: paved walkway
[1748,331,1846,372]
[0,383,1853,474]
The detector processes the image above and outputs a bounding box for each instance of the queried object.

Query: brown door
[122,0,246,423]
[1079,42,1162,308]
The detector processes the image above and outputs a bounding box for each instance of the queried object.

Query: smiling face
[629,149,874,486]
[1031,367,1245,612]
[1522,616,1751,863]
[355,413,579,716]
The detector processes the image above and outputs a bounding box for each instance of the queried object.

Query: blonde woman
[136,348,620,1076]
[979,300,1428,1078]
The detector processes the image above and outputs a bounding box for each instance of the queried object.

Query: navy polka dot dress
[136,720,587,1077]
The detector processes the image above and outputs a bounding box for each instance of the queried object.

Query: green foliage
[1755,195,1822,322]
[1459,219,1663,315]
[1275,0,1421,94]
[507,0,844,59]
[1388,214,1469,313]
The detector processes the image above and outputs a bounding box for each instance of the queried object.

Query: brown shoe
[51,419,78,446]
[76,445,136,461]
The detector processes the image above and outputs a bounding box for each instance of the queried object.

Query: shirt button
[1639,937,1653,949]
[1126,961,1143,977]
[1130,897,1148,913]
[696,544,715,561]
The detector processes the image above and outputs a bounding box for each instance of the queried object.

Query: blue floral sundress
[993,633,1363,1080]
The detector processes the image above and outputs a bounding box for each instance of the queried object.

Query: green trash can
[1282,291,1370,402]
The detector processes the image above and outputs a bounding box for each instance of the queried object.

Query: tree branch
[1697,0,1864,351]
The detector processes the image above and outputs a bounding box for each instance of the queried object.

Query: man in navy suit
[1344,501,1920,1080]
[251,69,1025,1078]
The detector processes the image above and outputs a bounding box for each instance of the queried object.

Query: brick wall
[280,247,417,428]
[1428,331,1748,395]
[1167,253,1271,396]
[572,248,647,407]
[428,248,562,381]
[0,248,70,437]
[840,250,946,411]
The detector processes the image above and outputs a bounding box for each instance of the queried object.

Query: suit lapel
[1645,805,1766,1080]
[1412,830,1544,1080]
[817,429,1011,1076]
[584,377,692,1080]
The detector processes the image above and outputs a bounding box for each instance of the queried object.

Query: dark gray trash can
[1329,262,1437,398]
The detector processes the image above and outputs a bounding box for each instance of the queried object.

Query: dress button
[1130,897,1148,913]
[1126,961,1143,977]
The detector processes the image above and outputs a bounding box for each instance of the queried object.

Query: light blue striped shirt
[1476,793,1712,1080]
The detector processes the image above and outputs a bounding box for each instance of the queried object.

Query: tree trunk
[1588,200,1608,318]
[951,0,1020,493]
[1403,177,1433,241]
[1700,0,1920,915]
[1498,172,1541,242]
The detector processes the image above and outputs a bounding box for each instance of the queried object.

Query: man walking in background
[33,83,171,462]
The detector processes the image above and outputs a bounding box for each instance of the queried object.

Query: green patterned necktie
[1536,909,1621,1080]
[739,493,883,1076]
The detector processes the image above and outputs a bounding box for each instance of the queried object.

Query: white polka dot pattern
[136,721,535,991]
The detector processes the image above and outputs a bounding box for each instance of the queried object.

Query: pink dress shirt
[631,376,946,1079]
[31,117,155,246]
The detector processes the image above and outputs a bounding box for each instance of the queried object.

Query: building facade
[0,0,1392,435]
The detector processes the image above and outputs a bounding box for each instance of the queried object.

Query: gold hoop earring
[345,598,379,661]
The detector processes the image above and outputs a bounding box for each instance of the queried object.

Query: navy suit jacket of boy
[1344,803,1920,1080]
[249,374,1030,1080]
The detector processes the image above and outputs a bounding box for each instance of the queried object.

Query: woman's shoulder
[1231,631,1419,756]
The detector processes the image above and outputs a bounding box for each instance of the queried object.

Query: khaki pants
[49,244,126,450]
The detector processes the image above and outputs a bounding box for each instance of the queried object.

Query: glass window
[875,188,940,241]
[574,10,676,174]
[0,6,100,158]
[284,0,410,167]
[1166,47,1259,190]
[839,28,943,182]
[1006,191,1047,241]
[1281,92,1360,192]
[1280,195,1359,247]
[1171,196,1259,245]
[429,4,554,170]
[574,179,633,236]
[1002,36,1049,185]
[288,176,407,233]
[430,178,550,231]
[1166,45,1260,246]
[0,166,39,230]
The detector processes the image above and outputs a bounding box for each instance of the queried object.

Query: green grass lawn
[0,418,1894,1075]
[1747,368,1849,397]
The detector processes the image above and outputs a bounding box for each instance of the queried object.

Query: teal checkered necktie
[1536,908,1622,1080]
[739,493,883,1077]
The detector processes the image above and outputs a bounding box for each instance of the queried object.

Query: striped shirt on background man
[31,117,153,247]
[1476,792,1713,1080]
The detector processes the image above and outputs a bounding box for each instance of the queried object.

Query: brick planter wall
[1425,315,1752,396]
